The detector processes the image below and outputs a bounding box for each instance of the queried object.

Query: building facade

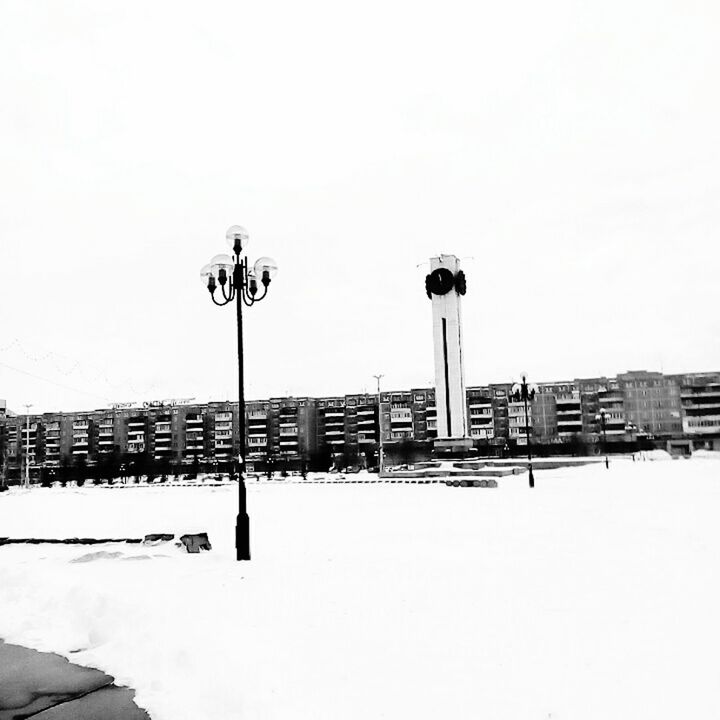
[2,369,719,479]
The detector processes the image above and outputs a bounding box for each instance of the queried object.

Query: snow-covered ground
[1,456,719,720]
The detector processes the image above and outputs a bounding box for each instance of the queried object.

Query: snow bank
[2,461,720,720]
[692,449,720,459]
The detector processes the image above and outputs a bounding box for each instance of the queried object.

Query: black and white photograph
[1,1,718,718]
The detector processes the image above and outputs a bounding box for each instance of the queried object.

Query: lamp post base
[235,514,250,561]
[528,465,535,488]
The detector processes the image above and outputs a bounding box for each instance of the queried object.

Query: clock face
[427,268,455,296]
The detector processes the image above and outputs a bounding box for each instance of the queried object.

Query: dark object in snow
[179,533,212,553]
[143,533,175,544]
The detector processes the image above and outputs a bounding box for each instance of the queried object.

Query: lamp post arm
[241,290,257,307]
[220,277,235,303]
[253,283,270,303]
[210,290,232,307]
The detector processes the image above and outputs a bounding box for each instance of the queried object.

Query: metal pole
[374,374,384,475]
[523,385,534,488]
[235,258,250,561]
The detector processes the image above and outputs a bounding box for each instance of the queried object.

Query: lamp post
[596,408,609,469]
[511,375,537,488]
[201,225,278,561]
[373,374,384,475]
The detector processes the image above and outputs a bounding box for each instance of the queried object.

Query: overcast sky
[1,0,718,414]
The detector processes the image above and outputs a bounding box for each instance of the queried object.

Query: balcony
[390,409,412,419]
[186,418,203,426]
[558,424,583,434]
[216,412,233,422]
[324,410,345,418]
[470,420,493,429]
[681,389,720,399]
[326,430,344,436]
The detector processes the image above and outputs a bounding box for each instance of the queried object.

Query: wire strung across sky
[0,338,158,398]
[0,360,113,404]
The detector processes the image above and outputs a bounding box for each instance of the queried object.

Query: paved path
[0,639,150,719]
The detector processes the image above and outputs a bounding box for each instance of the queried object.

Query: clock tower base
[433,437,475,458]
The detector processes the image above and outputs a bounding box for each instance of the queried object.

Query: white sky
[1,0,718,414]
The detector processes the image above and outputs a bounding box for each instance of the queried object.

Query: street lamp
[511,374,537,488]
[373,374,384,475]
[595,408,610,469]
[201,225,278,561]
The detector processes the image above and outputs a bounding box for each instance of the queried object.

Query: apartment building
[679,373,720,449]
[2,369,719,476]
[270,396,316,462]
[246,400,270,462]
[618,371,683,436]
[345,393,380,460]
[466,386,495,440]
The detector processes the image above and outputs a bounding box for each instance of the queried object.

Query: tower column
[425,254,473,456]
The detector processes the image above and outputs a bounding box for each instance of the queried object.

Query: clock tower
[425,254,473,455]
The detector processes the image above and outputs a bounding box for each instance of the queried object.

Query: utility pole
[23,404,32,489]
[373,374,384,475]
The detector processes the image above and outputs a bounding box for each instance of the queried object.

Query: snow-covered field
[1,457,719,720]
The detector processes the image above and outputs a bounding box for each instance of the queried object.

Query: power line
[0,360,113,403]
[0,338,156,396]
